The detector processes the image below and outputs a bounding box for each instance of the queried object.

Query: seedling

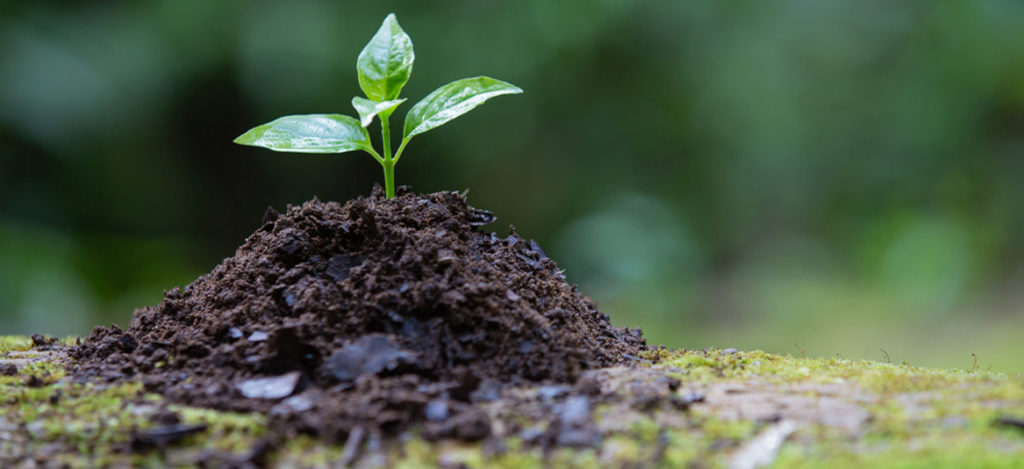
[234,13,522,199]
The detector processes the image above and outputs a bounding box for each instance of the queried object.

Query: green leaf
[357,13,414,102]
[403,76,522,140]
[352,97,406,127]
[233,114,372,153]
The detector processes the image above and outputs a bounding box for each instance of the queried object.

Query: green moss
[0,338,267,467]
[0,336,78,354]
[0,336,33,353]
[656,348,1024,395]
[273,435,347,467]
[2,337,1023,467]
[174,406,267,453]
[773,431,1024,469]
[652,348,1024,468]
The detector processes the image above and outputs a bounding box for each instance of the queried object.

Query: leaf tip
[382,12,403,31]
[491,77,523,94]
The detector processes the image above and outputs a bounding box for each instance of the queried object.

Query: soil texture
[72,186,645,441]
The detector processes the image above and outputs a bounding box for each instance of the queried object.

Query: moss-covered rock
[2,337,1022,468]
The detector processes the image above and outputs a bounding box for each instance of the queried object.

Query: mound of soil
[72,186,645,441]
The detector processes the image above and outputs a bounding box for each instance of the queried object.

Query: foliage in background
[0,0,1022,370]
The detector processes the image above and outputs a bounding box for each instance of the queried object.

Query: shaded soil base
[71,186,645,442]
[3,341,1023,467]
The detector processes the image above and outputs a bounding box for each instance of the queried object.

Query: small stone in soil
[237,371,301,399]
[0,363,17,376]
[131,424,208,449]
[425,398,450,422]
[670,390,707,410]
[247,331,269,342]
[529,239,548,259]
[271,393,317,415]
[518,340,534,354]
[519,425,547,444]
[467,208,497,226]
[323,334,416,382]
[537,385,570,401]
[995,416,1024,430]
[556,396,600,447]
[470,380,503,402]
[422,408,492,441]
[560,396,591,427]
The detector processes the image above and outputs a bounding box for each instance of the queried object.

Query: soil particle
[237,371,302,399]
[23,374,45,388]
[425,397,450,421]
[554,396,600,447]
[247,331,269,342]
[0,363,16,376]
[670,390,707,410]
[322,334,416,382]
[995,416,1024,431]
[31,334,57,348]
[151,408,182,426]
[72,186,645,441]
[131,424,208,450]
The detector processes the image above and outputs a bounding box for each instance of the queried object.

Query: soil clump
[72,185,646,441]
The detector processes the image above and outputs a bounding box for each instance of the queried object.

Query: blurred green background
[1,1,1022,372]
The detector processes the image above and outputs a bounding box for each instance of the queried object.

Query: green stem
[382,159,395,199]
[364,147,384,164]
[393,138,410,164]
[380,113,395,199]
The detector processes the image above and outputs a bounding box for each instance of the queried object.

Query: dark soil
[72,185,646,441]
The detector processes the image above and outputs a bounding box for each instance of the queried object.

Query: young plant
[234,13,522,199]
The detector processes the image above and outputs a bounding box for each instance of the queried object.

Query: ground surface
[3,336,1023,468]
[9,190,1024,467]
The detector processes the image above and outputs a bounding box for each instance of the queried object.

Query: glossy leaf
[357,13,414,102]
[403,76,522,140]
[233,114,372,153]
[352,96,406,127]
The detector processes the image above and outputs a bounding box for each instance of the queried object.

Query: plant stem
[380,114,395,198]
[393,138,409,164]
[382,159,395,199]
[365,147,384,164]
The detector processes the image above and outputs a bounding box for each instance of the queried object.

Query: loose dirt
[72,186,646,441]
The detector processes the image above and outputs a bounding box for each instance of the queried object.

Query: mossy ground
[2,337,1022,468]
